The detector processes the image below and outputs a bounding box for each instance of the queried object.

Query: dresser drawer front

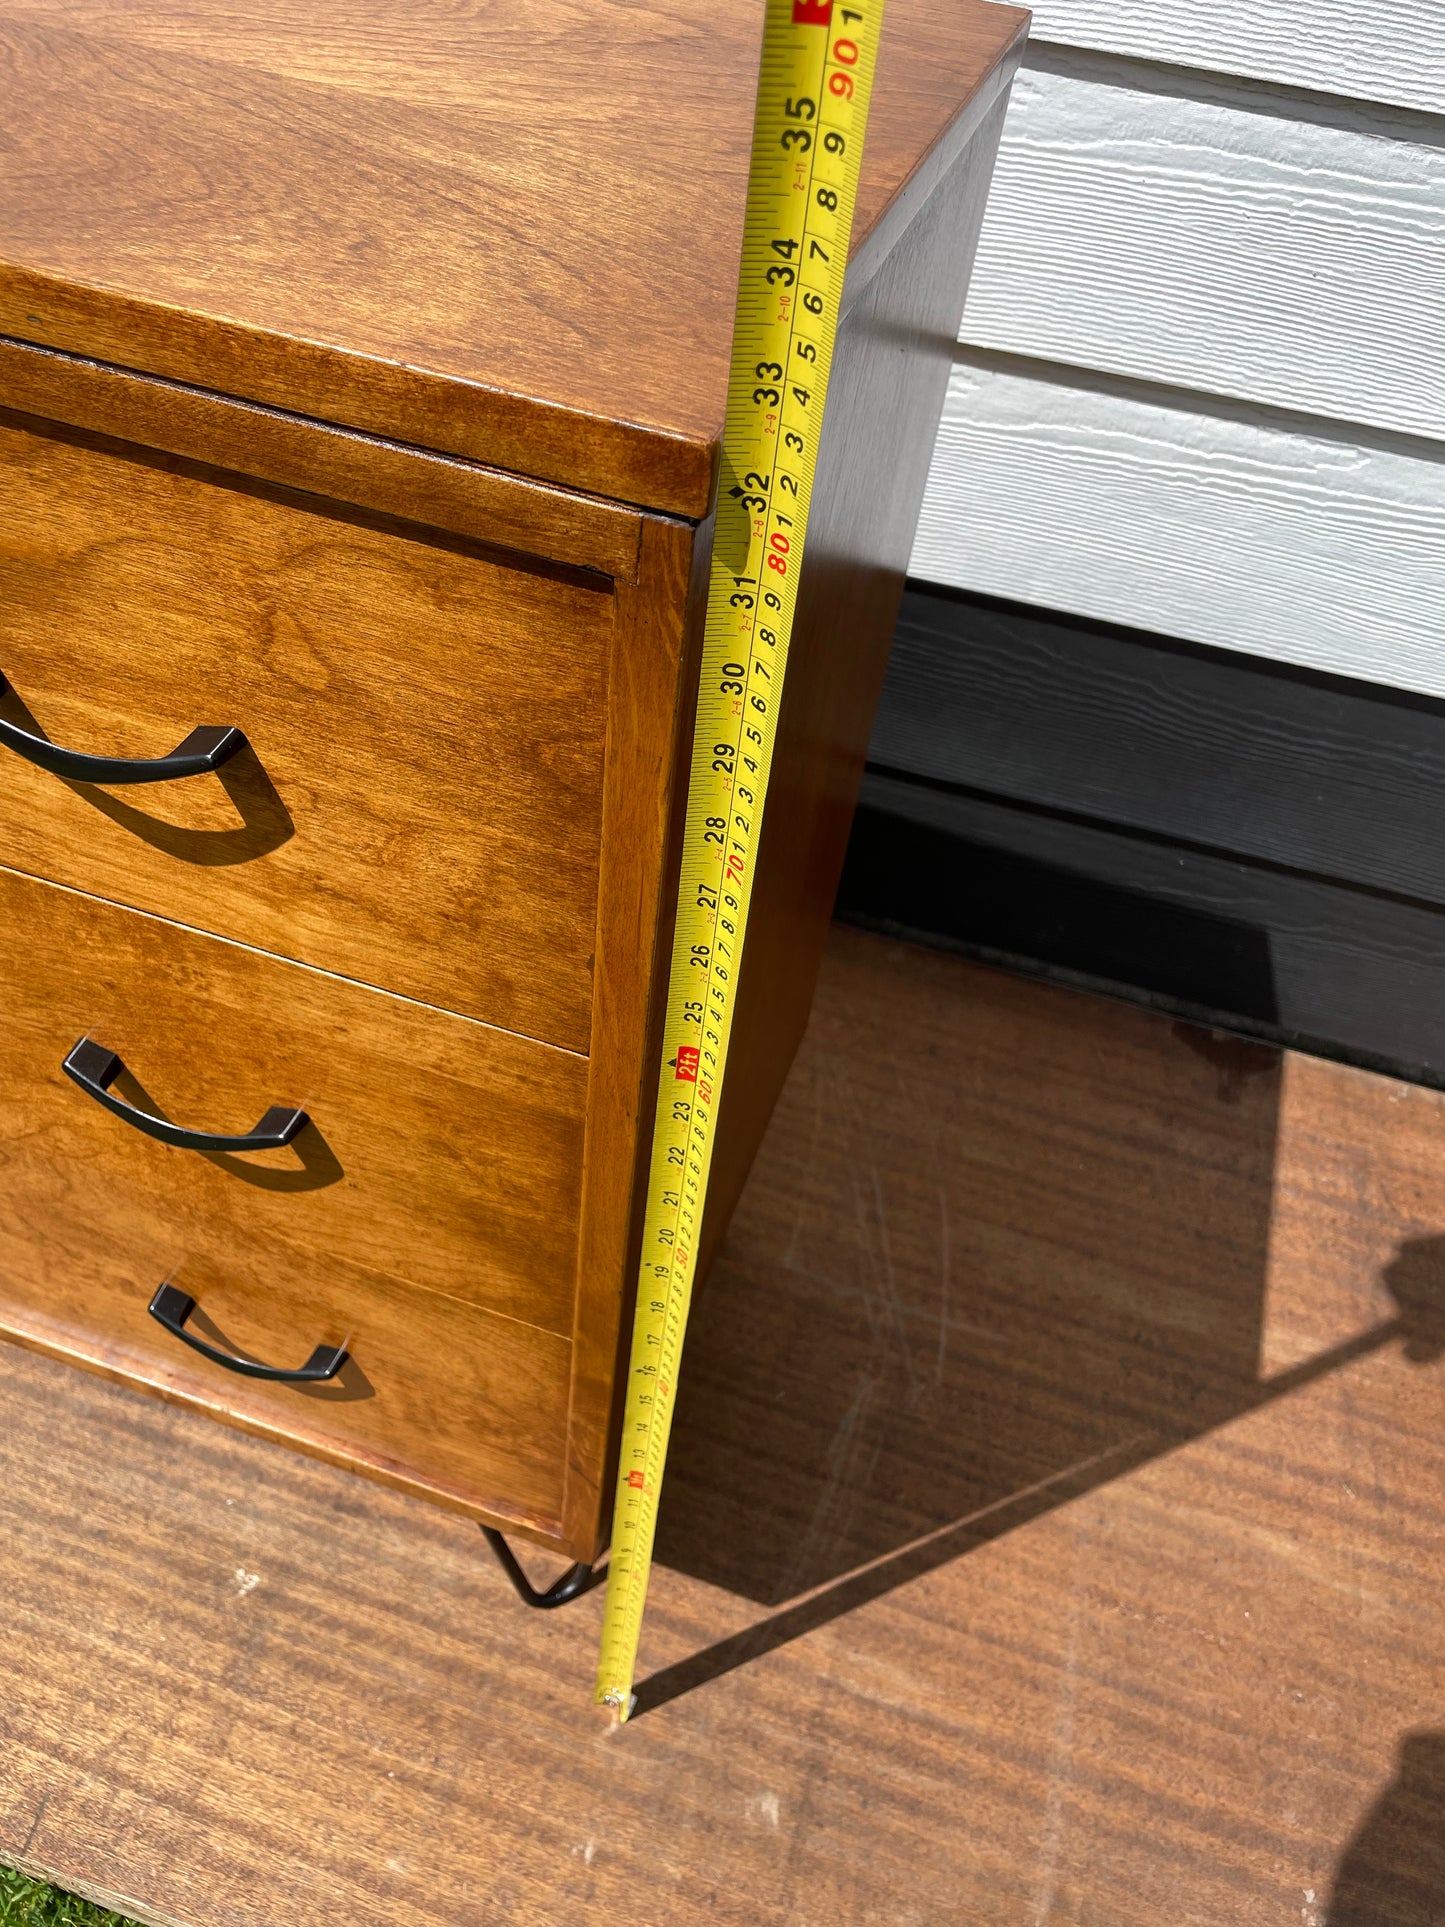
[0,867,586,1334]
[0,1237,570,1534]
[0,412,610,1049]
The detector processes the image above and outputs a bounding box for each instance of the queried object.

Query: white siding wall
[1024,0,1445,112]
[911,6,1445,695]
[915,361,1445,693]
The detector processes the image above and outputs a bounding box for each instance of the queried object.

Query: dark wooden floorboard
[2,924,1445,1925]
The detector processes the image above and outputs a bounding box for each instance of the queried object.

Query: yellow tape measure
[595,0,884,1719]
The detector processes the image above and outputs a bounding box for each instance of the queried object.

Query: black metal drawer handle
[149,1284,348,1383]
[63,1038,308,1153]
[0,673,246,784]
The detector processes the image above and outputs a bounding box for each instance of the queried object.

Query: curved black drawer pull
[0,673,246,785]
[63,1038,308,1153]
[149,1283,348,1383]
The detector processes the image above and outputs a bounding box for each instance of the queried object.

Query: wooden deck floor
[2,924,1443,1926]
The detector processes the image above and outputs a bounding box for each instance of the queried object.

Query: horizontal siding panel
[961,68,1445,442]
[1026,0,1445,114]
[910,363,1445,696]
[872,589,1445,907]
[842,772,1445,1086]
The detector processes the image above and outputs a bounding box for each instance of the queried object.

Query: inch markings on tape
[595,0,884,1720]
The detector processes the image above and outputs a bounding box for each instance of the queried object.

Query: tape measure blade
[595,0,884,1720]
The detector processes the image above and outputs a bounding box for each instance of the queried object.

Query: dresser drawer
[0,866,586,1335]
[0,1235,571,1536]
[0,411,611,1050]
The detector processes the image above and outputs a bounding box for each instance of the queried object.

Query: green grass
[0,1870,139,1927]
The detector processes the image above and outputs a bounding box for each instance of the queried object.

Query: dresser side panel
[699,92,1016,1275]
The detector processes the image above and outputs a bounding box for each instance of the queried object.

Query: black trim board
[838,585,1445,1088]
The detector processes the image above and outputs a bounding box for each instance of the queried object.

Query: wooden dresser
[0,0,1025,1565]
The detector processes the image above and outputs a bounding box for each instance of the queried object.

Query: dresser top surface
[0,0,1026,517]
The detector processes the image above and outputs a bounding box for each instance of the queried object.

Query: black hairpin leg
[480,1526,599,1609]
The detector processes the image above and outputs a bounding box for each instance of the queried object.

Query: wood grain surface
[0,861,586,1333]
[912,357,1445,697]
[0,862,582,1537]
[0,9,1027,1568]
[962,60,1445,444]
[1,1240,574,1545]
[0,335,646,578]
[565,514,704,1557]
[3,923,1445,1924]
[0,0,1027,514]
[0,408,612,1048]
